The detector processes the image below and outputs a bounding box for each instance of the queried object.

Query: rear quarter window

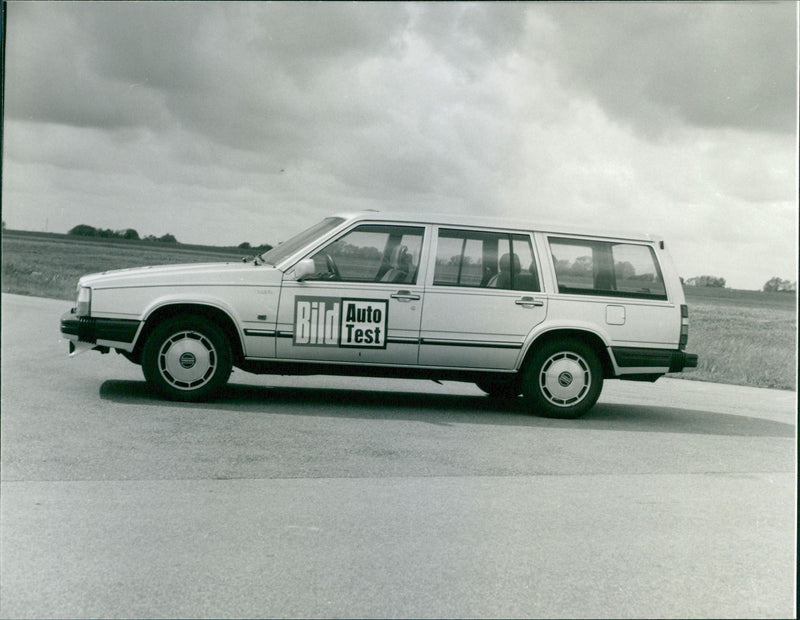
[549,237,667,300]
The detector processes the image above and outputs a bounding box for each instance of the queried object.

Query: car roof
[335,210,663,243]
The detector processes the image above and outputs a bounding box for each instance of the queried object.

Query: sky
[2,1,797,290]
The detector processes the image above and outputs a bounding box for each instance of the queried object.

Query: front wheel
[142,315,232,401]
[521,339,603,419]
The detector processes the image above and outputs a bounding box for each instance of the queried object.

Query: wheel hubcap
[540,351,591,407]
[158,330,217,390]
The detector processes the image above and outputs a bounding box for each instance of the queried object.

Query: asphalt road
[1,293,796,619]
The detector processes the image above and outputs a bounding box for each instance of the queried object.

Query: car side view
[61,211,698,418]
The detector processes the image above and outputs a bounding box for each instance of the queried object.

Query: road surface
[1,294,795,618]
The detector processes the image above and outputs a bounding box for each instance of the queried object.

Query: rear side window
[549,237,666,300]
[433,229,540,291]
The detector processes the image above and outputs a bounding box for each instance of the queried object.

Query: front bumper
[60,310,141,349]
[612,347,698,373]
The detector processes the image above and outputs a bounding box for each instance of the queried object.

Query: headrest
[390,245,410,267]
[499,253,521,273]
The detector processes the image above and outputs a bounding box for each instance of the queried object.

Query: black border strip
[612,347,673,368]
[420,338,522,350]
[243,329,276,338]
[60,313,140,344]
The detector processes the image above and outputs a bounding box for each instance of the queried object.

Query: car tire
[521,338,603,419]
[142,315,232,402]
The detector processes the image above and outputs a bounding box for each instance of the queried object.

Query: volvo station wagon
[61,211,698,418]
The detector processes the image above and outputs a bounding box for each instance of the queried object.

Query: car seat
[487,253,520,289]
[513,261,540,291]
[380,245,413,283]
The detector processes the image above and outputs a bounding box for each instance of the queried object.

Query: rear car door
[418,226,547,369]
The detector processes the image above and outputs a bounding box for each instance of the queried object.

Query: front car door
[419,226,548,369]
[276,222,427,366]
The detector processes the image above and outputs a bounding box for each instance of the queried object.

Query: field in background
[1,230,254,300]
[680,292,796,390]
[3,230,796,391]
[678,279,796,389]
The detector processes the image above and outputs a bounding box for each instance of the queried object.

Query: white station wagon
[61,211,697,418]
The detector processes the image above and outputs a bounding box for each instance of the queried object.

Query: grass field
[676,279,796,389]
[2,231,253,300]
[3,230,796,390]
[679,294,796,390]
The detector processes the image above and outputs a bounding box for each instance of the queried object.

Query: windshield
[259,217,345,266]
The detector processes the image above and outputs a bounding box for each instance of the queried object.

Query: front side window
[433,229,540,291]
[306,224,424,284]
[550,237,666,300]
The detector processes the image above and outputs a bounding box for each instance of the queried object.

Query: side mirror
[291,258,316,281]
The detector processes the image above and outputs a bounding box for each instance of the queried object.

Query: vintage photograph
[1,2,796,618]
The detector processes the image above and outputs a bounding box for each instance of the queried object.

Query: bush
[686,275,726,288]
[69,224,98,236]
[763,277,796,293]
[68,225,139,240]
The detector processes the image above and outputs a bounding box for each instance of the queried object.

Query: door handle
[515,296,544,307]
[391,290,421,301]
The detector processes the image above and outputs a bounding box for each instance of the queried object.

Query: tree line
[682,274,796,293]
[68,224,177,243]
[66,224,271,251]
[761,276,796,293]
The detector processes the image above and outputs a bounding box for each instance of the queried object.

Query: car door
[418,226,547,369]
[275,223,427,365]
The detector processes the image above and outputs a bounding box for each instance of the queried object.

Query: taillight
[679,304,689,350]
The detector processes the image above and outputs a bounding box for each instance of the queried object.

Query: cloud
[540,2,797,135]
[2,2,796,289]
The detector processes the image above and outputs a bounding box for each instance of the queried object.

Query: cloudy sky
[2,1,797,290]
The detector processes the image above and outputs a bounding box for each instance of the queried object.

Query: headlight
[76,286,92,316]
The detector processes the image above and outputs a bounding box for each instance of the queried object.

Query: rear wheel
[521,338,603,418]
[142,315,232,401]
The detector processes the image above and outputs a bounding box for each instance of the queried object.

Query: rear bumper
[612,347,698,373]
[678,351,699,371]
[60,310,140,346]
